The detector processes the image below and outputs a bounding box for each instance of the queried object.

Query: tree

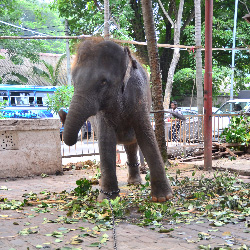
[141,0,167,162]
[157,0,195,92]
[195,0,203,115]
[172,0,250,102]
[0,0,68,86]
[50,0,250,100]
[163,0,185,109]
[128,0,149,63]
[104,0,110,39]
[0,0,65,65]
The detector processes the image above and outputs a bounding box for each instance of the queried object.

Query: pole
[65,19,71,85]
[104,0,110,40]
[204,0,213,171]
[230,0,238,100]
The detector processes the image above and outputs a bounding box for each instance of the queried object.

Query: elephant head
[59,39,136,146]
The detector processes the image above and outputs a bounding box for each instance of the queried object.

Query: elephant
[59,38,173,202]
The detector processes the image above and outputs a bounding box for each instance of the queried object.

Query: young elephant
[59,39,173,202]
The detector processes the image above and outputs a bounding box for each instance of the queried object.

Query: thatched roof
[0,49,69,86]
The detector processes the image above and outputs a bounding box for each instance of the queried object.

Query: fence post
[183,121,187,157]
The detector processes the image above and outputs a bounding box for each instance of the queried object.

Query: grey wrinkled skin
[59,39,173,202]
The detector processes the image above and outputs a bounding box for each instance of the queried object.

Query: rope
[0,34,249,51]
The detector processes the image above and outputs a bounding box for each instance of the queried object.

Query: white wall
[0,119,62,178]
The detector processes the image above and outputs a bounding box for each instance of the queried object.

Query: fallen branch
[0,235,18,239]
[0,217,24,220]
[26,200,67,205]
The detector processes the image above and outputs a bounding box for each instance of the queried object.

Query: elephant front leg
[124,143,142,185]
[97,121,119,201]
[133,118,173,202]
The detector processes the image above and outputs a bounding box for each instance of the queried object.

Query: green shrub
[220,115,250,145]
[0,100,7,119]
[45,85,74,114]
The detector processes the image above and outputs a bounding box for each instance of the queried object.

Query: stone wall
[0,119,62,178]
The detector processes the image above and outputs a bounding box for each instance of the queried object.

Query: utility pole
[104,0,110,40]
[65,19,71,85]
[204,0,213,171]
[230,0,239,100]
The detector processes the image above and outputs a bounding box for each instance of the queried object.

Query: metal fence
[61,113,241,159]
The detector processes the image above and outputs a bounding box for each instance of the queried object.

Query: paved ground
[0,156,250,250]
[182,157,250,176]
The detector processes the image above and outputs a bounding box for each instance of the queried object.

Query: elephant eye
[101,79,108,85]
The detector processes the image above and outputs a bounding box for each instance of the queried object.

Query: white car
[212,99,250,139]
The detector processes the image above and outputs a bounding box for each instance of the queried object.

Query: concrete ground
[0,155,250,250]
[182,157,250,176]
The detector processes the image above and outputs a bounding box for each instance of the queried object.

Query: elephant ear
[124,47,137,69]
[122,47,137,93]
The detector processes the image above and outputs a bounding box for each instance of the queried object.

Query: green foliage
[172,68,196,97]
[176,0,250,98]
[0,0,65,66]
[0,71,28,85]
[74,178,92,197]
[33,54,67,86]
[46,85,74,114]
[63,168,250,230]
[1,162,250,249]
[220,115,250,145]
[0,100,7,119]
[212,66,232,96]
[50,0,134,37]
[2,0,250,101]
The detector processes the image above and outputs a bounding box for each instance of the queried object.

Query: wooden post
[204,0,213,170]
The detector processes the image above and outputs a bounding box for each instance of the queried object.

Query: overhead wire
[0,20,51,36]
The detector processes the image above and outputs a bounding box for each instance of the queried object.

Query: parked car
[212,99,250,139]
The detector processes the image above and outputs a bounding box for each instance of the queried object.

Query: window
[15,96,29,106]
[0,91,8,103]
[216,102,248,114]
[29,97,35,105]
[36,92,50,106]
[9,91,34,106]
[37,97,43,106]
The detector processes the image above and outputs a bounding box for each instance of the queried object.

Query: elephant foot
[127,175,142,185]
[97,189,120,202]
[151,181,173,202]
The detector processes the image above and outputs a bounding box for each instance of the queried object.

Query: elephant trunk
[63,94,97,146]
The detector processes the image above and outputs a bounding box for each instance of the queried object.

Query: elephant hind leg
[124,143,142,185]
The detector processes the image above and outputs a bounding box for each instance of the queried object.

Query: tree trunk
[163,0,184,109]
[160,21,174,85]
[104,0,109,40]
[141,0,168,162]
[129,0,149,64]
[195,0,203,115]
